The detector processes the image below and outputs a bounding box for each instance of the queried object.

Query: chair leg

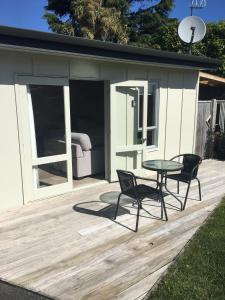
[161,197,168,221]
[135,201,141,232]
[177,180,180,194]
[114,193,122,220]
[164,175,167,187]
[196,177,202,201]
[183,182,191,210]
[161,197,163,219]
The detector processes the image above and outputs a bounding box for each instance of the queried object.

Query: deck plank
[0,160,224,300]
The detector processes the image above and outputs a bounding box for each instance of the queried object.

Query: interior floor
[38,168,105,189]
[73,173,106,188]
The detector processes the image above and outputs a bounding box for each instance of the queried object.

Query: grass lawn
[147,197,225,300]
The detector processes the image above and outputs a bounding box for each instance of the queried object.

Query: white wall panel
[34,55,69,76]
[100,62,127,81]
[180,71,198,154]
[0,51,33,210]
[70,59,100,79]
[127,66,147,80]
[164,70,183,159]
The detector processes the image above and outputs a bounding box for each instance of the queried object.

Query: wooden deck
[0,160,225,300]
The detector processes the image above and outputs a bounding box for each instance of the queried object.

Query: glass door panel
[32,161,68,189]
[16,76,72,202]
[28,85,66,158]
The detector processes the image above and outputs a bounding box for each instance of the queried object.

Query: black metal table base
[157,171,183,212]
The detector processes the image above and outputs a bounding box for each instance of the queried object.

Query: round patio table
[142,159,184,214]
[142,159,183,173]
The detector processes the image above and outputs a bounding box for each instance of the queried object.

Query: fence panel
[195,101,212,157]
[195,99,225,158]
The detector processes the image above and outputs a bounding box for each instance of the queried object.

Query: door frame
[68,78,110,183]
[15,75,73,203]
[110,80,149,181]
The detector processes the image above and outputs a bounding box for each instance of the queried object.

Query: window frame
[137,80,160,149]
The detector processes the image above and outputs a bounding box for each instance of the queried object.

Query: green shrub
[205,130,225,160]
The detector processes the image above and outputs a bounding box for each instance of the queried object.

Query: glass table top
[142,159,183,172]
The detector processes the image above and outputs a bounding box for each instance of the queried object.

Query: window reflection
[138,83,158,147]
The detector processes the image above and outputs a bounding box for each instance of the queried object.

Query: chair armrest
[190,161,202,177]
[170,154,184,161]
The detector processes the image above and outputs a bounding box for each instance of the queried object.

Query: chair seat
[166,173,194,183]
[124,184,159,201]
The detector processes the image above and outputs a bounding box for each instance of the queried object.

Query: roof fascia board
[0,26,220,64]
[0,44,214,71]
[0,31,220,69]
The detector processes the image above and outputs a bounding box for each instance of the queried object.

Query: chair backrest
[181,154,202,178]
[116,170,137,194]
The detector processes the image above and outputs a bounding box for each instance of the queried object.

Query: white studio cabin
[0,26,220,211]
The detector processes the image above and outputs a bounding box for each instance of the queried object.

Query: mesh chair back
[117,170,137,194]
[181,154,201,178]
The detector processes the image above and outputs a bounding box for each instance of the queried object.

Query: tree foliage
[193,21,225,77]
[129,0,175,42]
[44,0,174,43]
[44,0,131,43]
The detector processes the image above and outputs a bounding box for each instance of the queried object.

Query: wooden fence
[195,99,225,157]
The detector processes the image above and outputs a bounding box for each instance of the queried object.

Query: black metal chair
[114,170,168,232]
[166,154,202,210]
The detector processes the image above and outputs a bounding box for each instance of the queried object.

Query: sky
[0,0,224,32]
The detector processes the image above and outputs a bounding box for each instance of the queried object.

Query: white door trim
[15,75,73,203]
[110,80,148,181]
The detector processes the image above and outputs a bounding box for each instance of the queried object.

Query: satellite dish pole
[189,26,196,53]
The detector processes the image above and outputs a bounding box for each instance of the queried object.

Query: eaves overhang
[0,25,221,70]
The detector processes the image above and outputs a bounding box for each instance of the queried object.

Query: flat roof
[0,25,221,70]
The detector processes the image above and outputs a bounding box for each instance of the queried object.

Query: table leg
[159,171,168,221]
[156,171,160,202]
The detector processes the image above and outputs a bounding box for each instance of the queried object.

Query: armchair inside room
[44,130,105,179]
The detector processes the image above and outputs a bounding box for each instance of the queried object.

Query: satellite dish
[178,16,206,44]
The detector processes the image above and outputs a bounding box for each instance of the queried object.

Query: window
[138,82,159,147]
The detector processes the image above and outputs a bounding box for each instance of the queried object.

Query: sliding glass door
[16,76,72,202]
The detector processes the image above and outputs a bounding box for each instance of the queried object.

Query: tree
[128,0,175,44]
[44,0,130,43]
[192,21,225,77]
[44,0,174,44]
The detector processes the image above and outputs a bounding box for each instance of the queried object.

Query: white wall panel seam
[163,71,169,159]
[13,80,25,205]
[193,73,200,153]
[179,72,185,155]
